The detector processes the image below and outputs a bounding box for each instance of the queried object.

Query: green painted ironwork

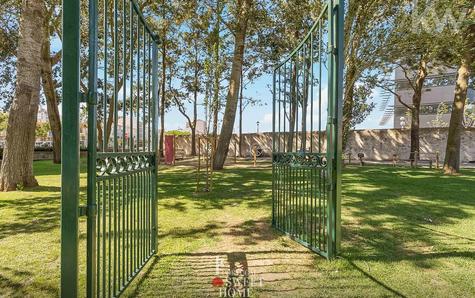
[272,0,343,259]
[61,0,160,296]
[61,0,81,296]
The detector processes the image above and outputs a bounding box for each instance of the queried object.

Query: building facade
[393,67,475,128]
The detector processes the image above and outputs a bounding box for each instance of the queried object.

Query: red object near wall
[164,135,175,165]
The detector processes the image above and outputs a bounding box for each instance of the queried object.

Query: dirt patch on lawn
[175,218,324,297]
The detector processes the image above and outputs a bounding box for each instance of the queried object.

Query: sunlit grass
[0,160,474,297]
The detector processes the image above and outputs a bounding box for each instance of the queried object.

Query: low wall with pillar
[346,128,474,162]
[173,128,475,162]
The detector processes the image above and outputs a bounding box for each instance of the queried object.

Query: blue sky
[46,34,392,134]
[164,72,393,134]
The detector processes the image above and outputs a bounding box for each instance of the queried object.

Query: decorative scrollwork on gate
[96,154,154,177]
[273,153,328,168]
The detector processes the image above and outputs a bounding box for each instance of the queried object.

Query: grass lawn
[0,160,474,297]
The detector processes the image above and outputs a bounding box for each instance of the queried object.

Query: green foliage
[0,0,18,111]
[350,84,376,128]
[35,122,51,138]
[342,0,403,142]
[431,102,450,127]
[165,130,190,136]
[464,99,475,127]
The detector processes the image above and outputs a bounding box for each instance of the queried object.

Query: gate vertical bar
[61,0,80,295]
[87,0,99,296]
[334,0,344,253]
[326,0,343,259]
[272,70,276,226]
[326,0,335,259]
[151,38,159,253]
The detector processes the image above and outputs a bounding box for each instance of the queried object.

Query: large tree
[0,0,45,190]
[0,0,19,112]
[172,1,210,156]
[396,59,430,161]
[156,0,180,158]
[342,0,401,149]
[443,2,475,174]
[213,0,254,170]
[379,0,447,161]
[1,0,62,163]
[41,1,62,163]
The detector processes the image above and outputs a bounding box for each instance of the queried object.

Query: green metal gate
[272,0,344,259]
[61,0,160,296]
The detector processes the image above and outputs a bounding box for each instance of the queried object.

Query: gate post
[61,0,81,296]
[334,0,344,254]
[326,0,344,259]
[86,0,98,296]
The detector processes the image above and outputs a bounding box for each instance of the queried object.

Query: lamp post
[399,116,406,129]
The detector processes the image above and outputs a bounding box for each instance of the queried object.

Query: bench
[393,152,440,169]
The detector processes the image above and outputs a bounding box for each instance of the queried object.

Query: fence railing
[61,0,160,297]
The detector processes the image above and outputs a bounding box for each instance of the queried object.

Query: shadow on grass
[159,165,475,261]
[2,161,473,296]
[345,259,406,297]
[0,266,58,297]
[154,164,475,295]
[130,250,313,296]
[130,249,400,296]
[0,194,59,239]
[158,166,272,212]
[158,217,279,248]
[341,166,475,270]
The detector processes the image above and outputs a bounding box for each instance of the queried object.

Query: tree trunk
[104,98,115,150]
[97,121,103,149]
[342,62,357,150]
[190,90,197,156]
[212,1,220,152]
[191,45,198,156]
[0,0,45,191]
[41,24,61,164]
[211,0,222,165]
[444,9,474,174]
[300,57,311,151]
[286,61,297,152]
[409,60,428,161]
[239,67,243,157]
[409,105,420,162]
[191,126,197,156]
[213,0,251,170]
[444,62,471,174]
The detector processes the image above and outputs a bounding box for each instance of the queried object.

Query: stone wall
[174,128,475,162]
[346,128,474,162]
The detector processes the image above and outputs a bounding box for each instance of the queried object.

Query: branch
[51,50,62,65]
[172,95,194,128]
[395,62,416,91]
[203,0,236,36]
[80,80,87,93]
[376,81,412,110]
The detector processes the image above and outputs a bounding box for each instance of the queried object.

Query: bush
[165,130,191,136]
